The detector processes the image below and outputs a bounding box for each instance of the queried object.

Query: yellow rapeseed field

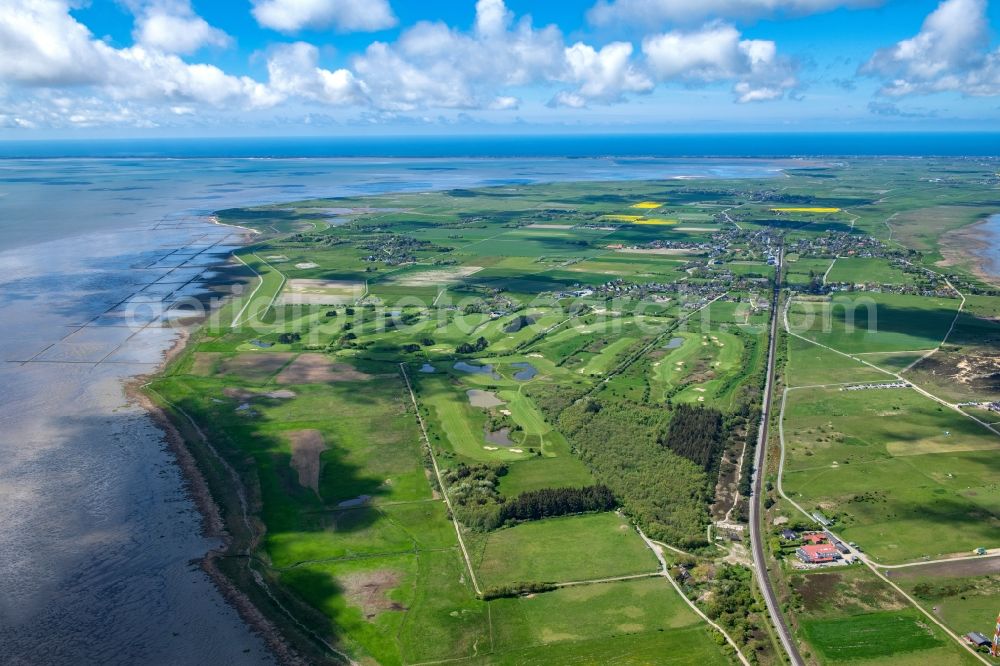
[770,207,841,213]
[602,214,645,222]
[630,201,663,209]
[633,218,678,225]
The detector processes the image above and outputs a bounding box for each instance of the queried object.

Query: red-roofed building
[796,544,841,564]
[802,532,828,545]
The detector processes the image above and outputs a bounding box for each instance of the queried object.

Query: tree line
[497,485,615,524]
[443,463,617,531]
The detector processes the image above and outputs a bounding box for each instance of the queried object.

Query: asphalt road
[748,248,804,666]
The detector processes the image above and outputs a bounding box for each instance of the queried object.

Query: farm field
[887,563,1000,652]
[150,160,1000,665]
[825,257,915,285]
[468,512,659,588]
[786,292,962,354]
[788,567,982,666]
[780,384,1000,563]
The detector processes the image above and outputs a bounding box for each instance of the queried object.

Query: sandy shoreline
[125,219,311,665]
[939,213,1000,287]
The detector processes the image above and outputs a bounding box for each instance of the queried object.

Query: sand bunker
[467,389,504,408]
[294,262,319,269]
[390,266,482,287]
[217,353,294,381]
[277,354,373,384]
[340,570,404,619]
[279,279,364,305]
[288,429,327,493]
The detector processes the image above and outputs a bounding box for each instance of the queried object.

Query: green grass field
[826,257,915,285]
[781,386,1000,563]
[469,512,659,587]
[787,293,961,354]
[799,611,957,663]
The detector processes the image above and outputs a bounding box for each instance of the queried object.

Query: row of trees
[497,485,615,524]
[443,463,618,531]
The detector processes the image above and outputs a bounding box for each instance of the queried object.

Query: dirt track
[884,555,1000,581]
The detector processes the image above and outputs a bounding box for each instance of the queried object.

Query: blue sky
[1,0,999,136]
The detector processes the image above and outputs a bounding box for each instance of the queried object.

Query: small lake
[485,427,515,446]
[511,362,538,380]
[467,389,504,408]
[419,363,436,373]
[454,361,499,378]
[664,337,685,350]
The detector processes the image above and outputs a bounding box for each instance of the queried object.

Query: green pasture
[787,293,961,354]
[468,512,659,588]
[826,257,915,285]
[781,386,1000,563]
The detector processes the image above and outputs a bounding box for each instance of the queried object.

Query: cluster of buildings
[785,232,887,259]
[780,529,856,566]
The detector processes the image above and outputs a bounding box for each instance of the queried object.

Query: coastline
[938,213,1000,287]
[127,219,310,666]
[132,379,307,666]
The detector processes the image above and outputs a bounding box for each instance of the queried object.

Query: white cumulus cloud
[349,0,564,110]
[251,0,396,33]
[0,0,278,115]
[132,1,231,55]
[555,41,652,106]
[266,42,365,105]
[861,0,1000,96]
[589,0,883,26]
[642,24,796,102]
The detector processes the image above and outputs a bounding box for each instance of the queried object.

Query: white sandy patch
[279,279,364,305]
[615,247,691,256]
[390,265,482,287]
[295,262,319,269]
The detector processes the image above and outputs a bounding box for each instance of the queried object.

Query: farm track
[637,527,752,666]
[399,363,483,597]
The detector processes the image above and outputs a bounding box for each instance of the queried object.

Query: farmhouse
[965,632,991,648]
[796,544,842,564]
[780,529,798,540]
[802,532,828,545]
